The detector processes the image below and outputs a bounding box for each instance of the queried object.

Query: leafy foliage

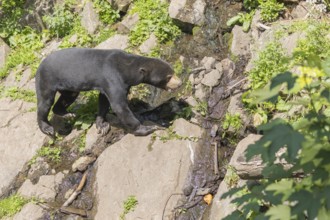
[93,0,120,25]
[30,145,62,164]
[43,2,76,38]
[225,18,330,219]
[0,87,36,103]
[120,196,138,220]
[0,0,25,39]
[258,0,285,22]
[226,11,255,32]
[129,0,181,46]
[0,194,28,218]
[0,27,44,79]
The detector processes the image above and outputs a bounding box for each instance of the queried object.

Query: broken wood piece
[62,172,87,207]
[213,142,219,175]
[60,206,88,217]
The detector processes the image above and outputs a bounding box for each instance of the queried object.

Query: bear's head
[140,58,182,91]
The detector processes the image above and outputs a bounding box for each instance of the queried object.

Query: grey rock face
[0,38,10,69]
[111,0,133,12]
[201,69,222,88]
[81,2,100,34]
[0,99,45,196]
[117,13,139,34]
[18,172,65,201]
[12,203,45,220]
[93,119,199,219]
[139,33,158,54]
[169,0,206,32]
[95,34,129,50]
[230,25,252,57]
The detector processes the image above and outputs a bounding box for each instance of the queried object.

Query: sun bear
[35,48,182,137]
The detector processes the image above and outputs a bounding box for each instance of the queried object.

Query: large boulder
[169,0,206,33]
[109,0,133,12]
[0,99,45,196]
[93,119,202,219]
[81,1,100,34]
[0,38,10,69]
[95,34,129,50]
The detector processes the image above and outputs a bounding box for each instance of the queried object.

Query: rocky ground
[0,0,327,219]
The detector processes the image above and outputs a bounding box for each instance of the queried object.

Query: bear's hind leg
[96,93,111,136]
[52,91,79,118]
[37,90,56,137]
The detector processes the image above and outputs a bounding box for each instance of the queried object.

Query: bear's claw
[133,125,163,136]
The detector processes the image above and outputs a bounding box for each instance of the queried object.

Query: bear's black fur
[35,48,182,137]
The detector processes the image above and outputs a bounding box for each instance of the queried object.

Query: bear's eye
[166,75,172,82]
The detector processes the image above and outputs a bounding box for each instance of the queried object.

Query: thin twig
[162,193,183,220]
[256,22,271,30]
[213,142,219,175]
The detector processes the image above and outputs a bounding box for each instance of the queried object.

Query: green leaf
[227,15,241,27]
[266,205,291,220]
[318,206,330,220]
[270,71,297,90]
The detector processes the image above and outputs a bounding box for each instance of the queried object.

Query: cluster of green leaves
[226,11,255,32]
[0,27,45,79]
[258,0,285,22]
[30,145,62,164]
[0,0,25,39]
[224,20,330,220]
[0,194,28,218]
[120,196,138,220]
[129,0,181,46]
[93,0,120,25]
[225,56,330,220]
[227,0,285,31]
[68,91,98,131]
[222,113,243,133]
[0,87,36,103]
[193,100,208,117]
[129,84,151,100]
[42,1,76,38]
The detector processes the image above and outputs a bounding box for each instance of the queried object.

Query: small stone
[85,124,99,152]
[210,124,218,137]
[72,156,96,172]
[201,56,216,70]
[194,70,205,85]
[139,33,158,54]
[221,59,235,77]
[12,203,44,220]
[215,62,223,72]
[185,96,198,107]
[201,69,222,88]
[188,73,195,85]
[117,13,139,34]
[28,157,50,183]
[195,83,209,101]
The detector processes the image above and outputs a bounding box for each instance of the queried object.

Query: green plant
[222,113,243,133]
[0,0,25,39]
[258,0,285,22]
[68,91,98,130]
[93,0,120,25]
[173,59,184,76]
[43,3,76,38]
[0,27,44,79]
[120,196,138,220]
[0,194,28,218]
[30,146,62,164]
[224,165,240,188]
[60,20,93,48]
[129,84,151,100]
[227,11,255,32]
[194,101,208,117]
[243,0,259,11]
[0,87,36,103]
[129,0,181,46]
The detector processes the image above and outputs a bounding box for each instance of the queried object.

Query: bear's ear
[139,67,146,75]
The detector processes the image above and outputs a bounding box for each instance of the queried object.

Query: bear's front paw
[42,125,55,138]
[96,121,111,136]
[133,125,163,136]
